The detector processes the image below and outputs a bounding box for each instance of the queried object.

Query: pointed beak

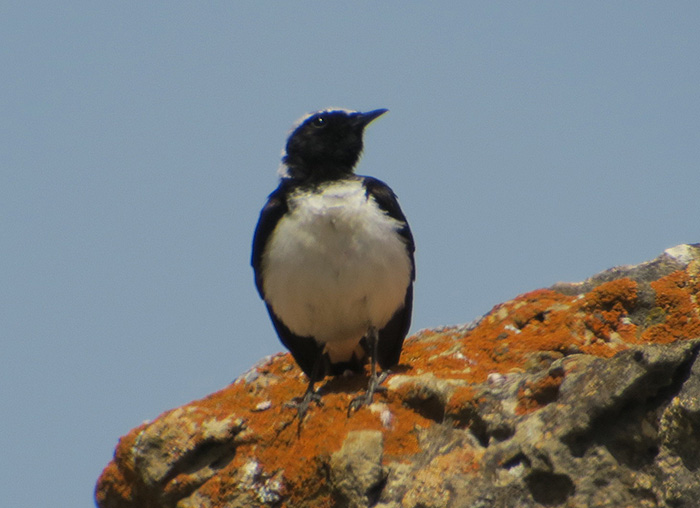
[356,108,388,127]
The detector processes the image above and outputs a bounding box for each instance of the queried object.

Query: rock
[95,244,700,508]
[329,431,385,508]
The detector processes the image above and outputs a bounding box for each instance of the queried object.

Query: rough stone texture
[329,431,385,507]
[96,244,700,508]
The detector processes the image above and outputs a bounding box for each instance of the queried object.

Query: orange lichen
[173,354,430,508]
[515,369,565,415]
[641,270,700,344]
[94,421,148,506]
[580,278,638,345]
[94,461,135,506]
[445,385,476,413]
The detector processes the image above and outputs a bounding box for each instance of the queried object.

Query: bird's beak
[357,108,388,127]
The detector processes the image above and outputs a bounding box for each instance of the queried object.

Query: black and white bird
[251,108,415,421]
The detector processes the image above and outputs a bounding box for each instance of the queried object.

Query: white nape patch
[277,160,291,178]
[261,179,412,363]
[277,108,358,178]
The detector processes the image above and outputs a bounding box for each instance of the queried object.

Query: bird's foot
[347,371,388,415]
[285,390,323,433]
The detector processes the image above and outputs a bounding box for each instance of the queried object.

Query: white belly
[261,180,411,362]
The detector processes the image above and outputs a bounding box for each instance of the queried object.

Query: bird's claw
[347,371,388,415]
[285,390,323,433]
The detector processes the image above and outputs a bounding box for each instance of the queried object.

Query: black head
[281,108,388,182]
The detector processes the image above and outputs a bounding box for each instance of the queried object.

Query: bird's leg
[294,377,323,433]
[284,352,324,433]
[348,326,387,415]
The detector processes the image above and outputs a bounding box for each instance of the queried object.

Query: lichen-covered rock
[329,431,385,507]
[96,244,700,508]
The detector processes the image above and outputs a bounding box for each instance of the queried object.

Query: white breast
[261,180,412,362]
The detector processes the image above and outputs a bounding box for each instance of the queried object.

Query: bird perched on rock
[251,108,415,423]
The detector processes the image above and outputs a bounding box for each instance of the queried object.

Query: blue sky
[2,3,699,506]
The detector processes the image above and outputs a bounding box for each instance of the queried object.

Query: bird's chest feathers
[272,181,401,269]
[261,180,411,342]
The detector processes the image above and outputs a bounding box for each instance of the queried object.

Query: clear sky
[2,3,699,506]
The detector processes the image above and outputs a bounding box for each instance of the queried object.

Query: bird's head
[280,108,388,181]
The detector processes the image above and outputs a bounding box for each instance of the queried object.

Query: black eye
[311,115,326,128]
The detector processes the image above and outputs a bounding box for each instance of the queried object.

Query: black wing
[251,181,324,378]
[362,176,415,369]
[265,304,323,378]
[251,183,289,298]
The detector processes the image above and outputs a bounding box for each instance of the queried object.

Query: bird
[251,108,415,423]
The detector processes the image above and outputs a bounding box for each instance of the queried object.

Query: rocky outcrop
[96,244,700,508]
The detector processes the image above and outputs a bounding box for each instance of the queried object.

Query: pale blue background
[2,3,699,506]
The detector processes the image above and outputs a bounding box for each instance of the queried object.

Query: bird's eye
[311,116,326,128]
